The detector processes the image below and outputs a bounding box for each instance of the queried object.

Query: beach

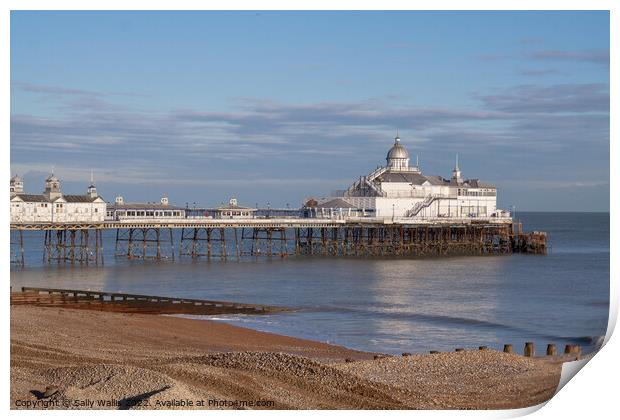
[11,305,565,410]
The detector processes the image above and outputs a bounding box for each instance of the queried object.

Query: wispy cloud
[475,83,609,113]
[529,49,609,65]
[517,68,565,77]
[474,53,512,62]
[12,81,103,97]
[495,179,609,189]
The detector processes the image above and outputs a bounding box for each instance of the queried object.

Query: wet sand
[11,305,563,409]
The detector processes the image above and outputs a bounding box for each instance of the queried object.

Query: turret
[10,175,24,196]
[44,173,62,200]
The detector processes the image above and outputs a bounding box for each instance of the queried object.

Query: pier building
[214,198,256,219]
[10,174,106,223]
[105,196,186,221]
[312,134,509,220]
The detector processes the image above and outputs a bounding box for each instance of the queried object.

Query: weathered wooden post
[524,342,535,357]
[503,344,513,353]
[546,344,557,356]
[564,344,574,354]
[429,350,439,354]
[455,348,465,352]
[478,346,488,351]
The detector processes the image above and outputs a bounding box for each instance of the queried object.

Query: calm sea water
[10,212,609,355]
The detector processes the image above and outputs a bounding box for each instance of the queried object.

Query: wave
[554,335,605,348]
[305,305,535,334]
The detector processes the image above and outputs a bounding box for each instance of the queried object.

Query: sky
[10,11,610,211]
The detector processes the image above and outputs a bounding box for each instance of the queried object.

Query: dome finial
[395,128,400,142]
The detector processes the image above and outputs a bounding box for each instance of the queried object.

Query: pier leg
[43,230,48,263]
[69,230,76,263]
[98,229,104,265]
[156,229,161,260]
[220,228,227,260]
[281,228,287,257]
[142,228,147,259]
[207,229,212,259]
[10,230,26,267]
[19,230,25,266]
[234,228,240,260]
[128,228,134,259]
[169,228,174,261]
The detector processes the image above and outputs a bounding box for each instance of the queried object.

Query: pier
[9,217,547,266]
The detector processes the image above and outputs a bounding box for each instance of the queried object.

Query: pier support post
[10,229,25,267]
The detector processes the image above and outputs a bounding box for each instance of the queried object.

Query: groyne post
[524,342,535,357]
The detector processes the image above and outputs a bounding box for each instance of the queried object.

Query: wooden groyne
[10,287,289,315]
[367,341,586,364]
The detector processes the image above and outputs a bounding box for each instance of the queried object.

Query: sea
[10,212,609,356]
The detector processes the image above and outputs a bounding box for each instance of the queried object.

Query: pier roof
[316,198,355,209]
[376,172,449,186]
[63,194,104,203]
[107,203,186,210]
[462,179,495,188]
[11,194,47,202]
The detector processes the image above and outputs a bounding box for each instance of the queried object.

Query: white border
[3,1,616,419]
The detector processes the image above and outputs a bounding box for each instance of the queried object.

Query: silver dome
[386,137,409,160]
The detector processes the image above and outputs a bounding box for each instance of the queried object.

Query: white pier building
[10,173,106,223]
[311,134,509,220]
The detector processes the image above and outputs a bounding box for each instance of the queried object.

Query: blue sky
[10,11,609,211]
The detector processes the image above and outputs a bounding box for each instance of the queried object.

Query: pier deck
[10,216,514,231]
[9,217,546,266]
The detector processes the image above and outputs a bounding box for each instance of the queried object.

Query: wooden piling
[524,342,535,357]
[503,344,513,353]
[546,344,557,356]
[478,346,488,351]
